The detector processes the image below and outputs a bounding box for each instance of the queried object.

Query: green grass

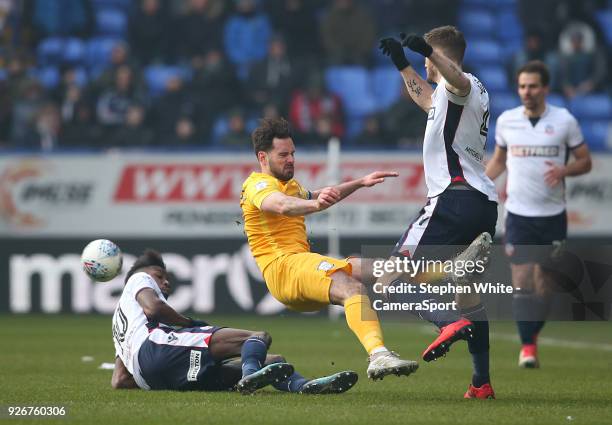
[1,315,611,425]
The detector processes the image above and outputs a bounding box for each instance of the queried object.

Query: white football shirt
[495,104,584,216]
[112,271,166,390]
[422,73,498,201]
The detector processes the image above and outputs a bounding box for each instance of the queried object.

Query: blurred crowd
[0,0,609,151]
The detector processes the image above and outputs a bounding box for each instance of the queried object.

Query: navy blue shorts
[393,189,498,260]
[138,325,232,391]
[504,210,567,265]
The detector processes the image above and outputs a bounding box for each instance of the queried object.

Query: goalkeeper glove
[400,33,433,57]
[378,37,410,71]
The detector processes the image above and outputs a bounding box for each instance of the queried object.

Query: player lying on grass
[111,249,358,394]
[241,117,418,380]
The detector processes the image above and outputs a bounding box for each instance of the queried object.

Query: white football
[81,239,123,282]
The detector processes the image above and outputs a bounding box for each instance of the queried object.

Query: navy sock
[273,371,309,393]
[513,293,550,344]
[389,280,460,328]
[461,303,490,386]
[241,337,268,377]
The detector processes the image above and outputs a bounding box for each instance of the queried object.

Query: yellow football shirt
[240,172,311,273]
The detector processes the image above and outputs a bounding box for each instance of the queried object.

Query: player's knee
[341,280,367,301]
[253,331,272,348]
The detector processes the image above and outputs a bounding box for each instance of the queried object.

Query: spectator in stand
[302,116,334,147]
[266,0,322,66]
[511,30,560,92]
[558,22,607,99]
[191,49,243,135]
[174,0,226,63]
[96,65,143,127]
[22,0,94,45]
[149,76,197,139]
[0,78,11,146]
[383,85,426,148]
[53,66,86,123]
[224,0,272,75]
[10,78,46,145]
[128,0,170,65]
[22,102,61,151]
[320,0,376,66]
[169,116,200,146]
[107,104,155,147]
[62,100,104,148]
[219,108,250,148]
[248,35,293,112]
[94,42,140,94]
[354,114,392,147]
[289,72,344,140]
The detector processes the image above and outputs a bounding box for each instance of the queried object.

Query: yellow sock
[344,294,385,354]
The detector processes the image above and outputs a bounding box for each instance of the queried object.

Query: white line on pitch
[419,325,612,352]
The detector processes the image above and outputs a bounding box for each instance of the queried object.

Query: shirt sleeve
[566,114,584,149]
[495,116,507,149]
[127,273,162,301]
[244,175,282,209]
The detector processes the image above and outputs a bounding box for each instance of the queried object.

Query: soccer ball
[81,239,123,282]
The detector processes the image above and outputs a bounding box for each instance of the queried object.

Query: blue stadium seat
[63,37,86,65]
[92,0,131,11]
[489,91,520,117]
[461,0,493,9]
[496,10,523,41]
[37,37,64,66]
[582,120,610,151]
[96,8,127,36]
[30,66,60,89]
[464,39,503,65]
[73,67,89,87]
[371,66,402,110]
[596,11,612,46]
[458,11,496,37]
[346,116,365,139]
[569,94,612,120]
[547,93,567,109]
[486,121,496,151]
[476,66,509,92]
[144,65,192,97]
[324,66,377,117]
[86,37,123,69]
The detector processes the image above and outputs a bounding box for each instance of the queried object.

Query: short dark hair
[517,60,550,86]
[251,117,292,156]
[424,25,466,63]
[125,249,166,283]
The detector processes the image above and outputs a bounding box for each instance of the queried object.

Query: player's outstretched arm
[312,171,399,202]
[486,146,507,180]
[401,33,470,97]
[378,37,433,112]
[136,288,193,327]
[111,356,138,389]
[260,190,340,216]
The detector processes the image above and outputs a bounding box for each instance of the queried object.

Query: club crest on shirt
[255,181,268,191]
[545,125,555,135]
[317,261,334,272]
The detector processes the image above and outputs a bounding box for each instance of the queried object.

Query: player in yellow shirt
[240,117,418,380]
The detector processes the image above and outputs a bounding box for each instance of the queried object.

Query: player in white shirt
[486,60,592,369]
[111,249,357,394]
[378,26,497,399]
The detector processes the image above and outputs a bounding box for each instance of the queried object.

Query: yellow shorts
[263,252,352,312]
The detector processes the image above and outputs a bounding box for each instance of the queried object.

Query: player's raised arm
[260,190,340,216]
[311,171,399,202]
[378,37,433,112]
[401,33,471,97]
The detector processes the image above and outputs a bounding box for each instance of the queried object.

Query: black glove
[378,37,410,71]
[400,33,433,57]
[188,317,210,327]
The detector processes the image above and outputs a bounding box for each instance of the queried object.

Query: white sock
[370,346,388,355]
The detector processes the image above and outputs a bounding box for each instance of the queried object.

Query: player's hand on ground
[316,187,341,210]
[400,33,433,57]
[361,171,399,187]
[378,37,410,71]
[544,161,566,187]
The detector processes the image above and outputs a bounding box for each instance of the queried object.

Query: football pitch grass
[1,315,611,425]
